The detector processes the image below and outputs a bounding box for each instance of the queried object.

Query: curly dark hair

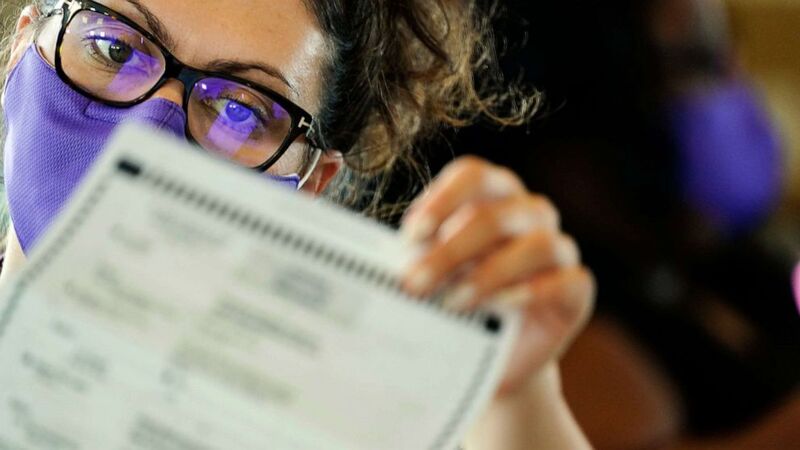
[1,0,540,219]
[306,0,539,216]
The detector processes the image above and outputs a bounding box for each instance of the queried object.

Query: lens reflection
[61,10,165,102]
[188,78,298,171]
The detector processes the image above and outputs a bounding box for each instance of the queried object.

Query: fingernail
[556,239,578,266]
[484,170,518,198]
[444,284,476,312]
[501,211,539,236]
[403,215,437,243]
[493,285,534,308]
[406,266,434,294]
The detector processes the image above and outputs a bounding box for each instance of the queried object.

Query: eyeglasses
[45,0,322,182]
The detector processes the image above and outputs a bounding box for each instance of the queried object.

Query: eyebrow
[125,0,176,50]
[123,0,294,93]
[204,60,297,96]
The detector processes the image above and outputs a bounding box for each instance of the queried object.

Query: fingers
[400,155,597,395]
[402,195,561,296]
[505,267,595,330]
[402,157,527,242]
[442,231,581,310]
[496,268,596,393]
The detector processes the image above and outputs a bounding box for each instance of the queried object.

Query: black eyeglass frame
[46,0,322,174]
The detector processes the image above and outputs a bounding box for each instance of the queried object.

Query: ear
[7,6,40,68]
[301,150,344,195]
[2,7,38,107]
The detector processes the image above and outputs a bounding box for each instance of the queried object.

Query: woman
[0,0,595,448]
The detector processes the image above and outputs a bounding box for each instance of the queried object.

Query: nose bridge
[150,79,186,108]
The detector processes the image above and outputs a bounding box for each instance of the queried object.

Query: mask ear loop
[297,148,323,189]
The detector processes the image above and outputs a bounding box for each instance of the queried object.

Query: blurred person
[654,0,783,238]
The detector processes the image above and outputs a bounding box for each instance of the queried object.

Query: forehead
[100,0,328,111]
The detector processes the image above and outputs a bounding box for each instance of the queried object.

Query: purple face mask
[3,46,300,253]
[669,80,782,235]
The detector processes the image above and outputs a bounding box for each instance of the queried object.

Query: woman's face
[15,0,339,191]
[0,0,343,266]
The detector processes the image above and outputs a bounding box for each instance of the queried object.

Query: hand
[401,156,595,395]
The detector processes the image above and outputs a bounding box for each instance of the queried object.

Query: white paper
[0,124,520,450]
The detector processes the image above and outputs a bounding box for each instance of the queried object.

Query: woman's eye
[223,100,255,123]
[204,98,269,133]
[95,39,135,65]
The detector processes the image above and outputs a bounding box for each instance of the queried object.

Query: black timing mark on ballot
[117,158,143,177]
[484,315,502,334]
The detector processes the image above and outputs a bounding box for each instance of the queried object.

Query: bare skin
[562,318,800,450]
[3,2,595,448]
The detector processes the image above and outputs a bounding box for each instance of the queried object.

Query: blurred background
[440,0,800,448]
[2,1,798,449]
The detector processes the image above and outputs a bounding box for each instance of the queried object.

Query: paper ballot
[0,124,519,450]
